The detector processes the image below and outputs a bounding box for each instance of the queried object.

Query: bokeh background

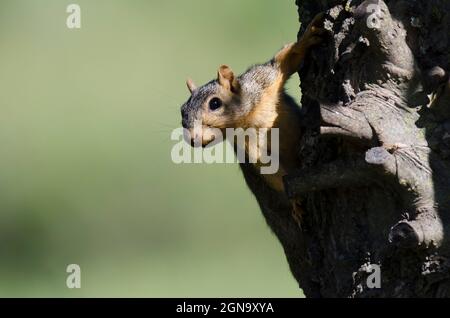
[0,0,304,297]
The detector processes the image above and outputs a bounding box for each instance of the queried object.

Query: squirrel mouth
[190,135,216,148]
[187,125,218,148]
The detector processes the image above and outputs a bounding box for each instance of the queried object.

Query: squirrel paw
[297,12,327,50]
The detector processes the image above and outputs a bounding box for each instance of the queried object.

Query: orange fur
[241,74,302,193]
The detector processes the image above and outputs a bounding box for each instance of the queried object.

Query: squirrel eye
[209,97,222,111]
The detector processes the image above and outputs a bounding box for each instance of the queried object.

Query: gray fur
[238,60,279,109]
[181,80,219,128]
[181,60,280,128]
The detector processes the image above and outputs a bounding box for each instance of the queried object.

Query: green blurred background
[0,0,303,297]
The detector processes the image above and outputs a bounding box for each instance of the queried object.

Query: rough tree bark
[282,0,450,297]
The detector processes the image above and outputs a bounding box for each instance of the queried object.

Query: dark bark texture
[281,0,450,297]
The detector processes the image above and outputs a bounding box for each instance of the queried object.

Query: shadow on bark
[280,0,450,297]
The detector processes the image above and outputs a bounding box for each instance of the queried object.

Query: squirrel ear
[186,78,197,93]
[218,65,240,93]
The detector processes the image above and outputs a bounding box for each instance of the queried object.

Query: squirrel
[180,14,325,227]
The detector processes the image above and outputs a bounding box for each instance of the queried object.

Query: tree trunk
[284,0,450,297]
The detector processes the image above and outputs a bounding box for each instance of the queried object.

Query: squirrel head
[181,65,250,147]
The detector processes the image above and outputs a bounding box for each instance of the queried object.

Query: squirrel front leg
[273,13,325,227]
[275,13,326,79]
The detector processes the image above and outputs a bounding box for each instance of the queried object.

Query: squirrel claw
[309,12,326,27]
[304,12,326,35]
[291,199,305,229]
[297,13,327,51]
